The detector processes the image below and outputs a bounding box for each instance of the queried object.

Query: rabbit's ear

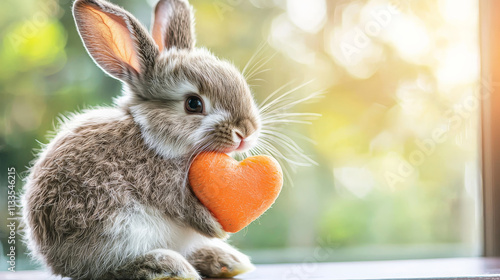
[152,0,195,52]
[73,0,158,82]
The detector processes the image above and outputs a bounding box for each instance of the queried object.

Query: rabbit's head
[73,0,260,159]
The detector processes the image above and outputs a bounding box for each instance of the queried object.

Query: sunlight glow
[383,16,431,62]
[269,13,316,64]
[435,43,480,89]
[439,0,477,24]
[286,0,327,33]
[328,24,385,79]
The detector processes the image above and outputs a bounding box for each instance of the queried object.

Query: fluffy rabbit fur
[22,0,261,279]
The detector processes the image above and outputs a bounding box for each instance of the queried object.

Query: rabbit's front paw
[187,243,255,278]
[109,249,200,280]
[206,217,228,239]
[188,203,228,239]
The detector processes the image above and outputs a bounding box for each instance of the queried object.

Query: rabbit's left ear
[152,0,195,52]
[73,0,158,82]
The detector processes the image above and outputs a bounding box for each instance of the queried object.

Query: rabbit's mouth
[223,138,256,154]
[210,130,259,154]
[235,140,248,151]
[219,144,241,154]
[217,140,248,154]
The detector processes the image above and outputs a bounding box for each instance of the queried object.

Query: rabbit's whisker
[260,131,316,165]
[260,129,304,152]
[242,45,276,82]
[261,89,324,115]
[263,126,318,145]
[242,42,267,78]
[258,81,295,108]
[260,112,321,121]
[245,53,276,81]
[262,119,313,125]
[259,81,314,113]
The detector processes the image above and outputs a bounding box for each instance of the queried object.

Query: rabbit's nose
[233,129,246,145]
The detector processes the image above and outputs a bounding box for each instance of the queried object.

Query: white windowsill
[1,257,500,280]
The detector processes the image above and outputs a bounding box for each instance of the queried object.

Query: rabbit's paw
[187,244,255,278]
[111,249,200,280]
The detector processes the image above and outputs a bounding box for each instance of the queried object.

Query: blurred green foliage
[0,0,480,270]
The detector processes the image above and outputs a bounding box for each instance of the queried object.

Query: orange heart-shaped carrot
[189,152,283,233]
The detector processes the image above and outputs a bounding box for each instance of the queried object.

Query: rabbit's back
[22,107,193,277]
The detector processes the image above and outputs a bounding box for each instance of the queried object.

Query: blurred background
[0,0,481,270]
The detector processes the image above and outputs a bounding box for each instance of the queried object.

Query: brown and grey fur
[22,0,260,279]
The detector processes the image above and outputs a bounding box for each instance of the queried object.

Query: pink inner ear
[152,1,173,52]
[85,5,141,73]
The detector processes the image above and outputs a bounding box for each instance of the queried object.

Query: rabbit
[21,0,262,279]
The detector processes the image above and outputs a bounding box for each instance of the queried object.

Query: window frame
[480,0,500,257]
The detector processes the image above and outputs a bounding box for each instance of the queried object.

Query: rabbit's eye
[185,96,204,114]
